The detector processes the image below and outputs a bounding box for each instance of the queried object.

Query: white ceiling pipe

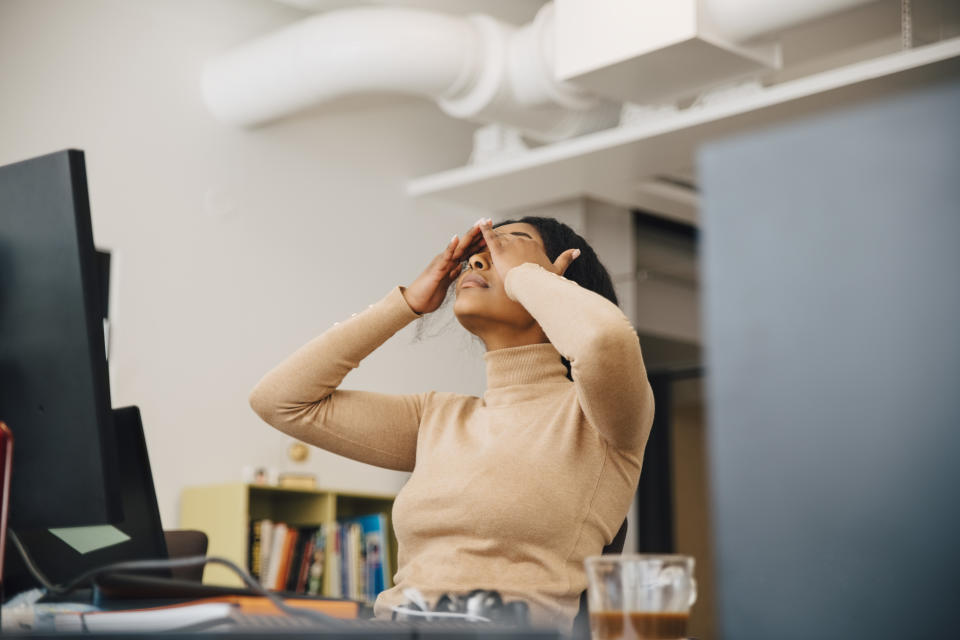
[437,5,620,141]
[202,7,482,127]
[702,0,882,42]
[203,0,883,140]
[202,3,619,141]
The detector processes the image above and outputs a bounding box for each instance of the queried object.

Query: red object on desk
[0,422,13,586]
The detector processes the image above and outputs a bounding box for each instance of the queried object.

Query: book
[247,513,391,600]
[248,519,269,582]
[306,526,326,596]
[327,525,341,598]
[284,528,305,593]
[262,522,287,591]
[343,522,363,601]
[339,513,389,602]
[294,528,318,593]
[353,523,365,601]
[257,519,274,586]
[54,596,360,632]
[275,527,300,591]
[287,526,318,593]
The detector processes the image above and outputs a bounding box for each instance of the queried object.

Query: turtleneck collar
[482,343,570,405]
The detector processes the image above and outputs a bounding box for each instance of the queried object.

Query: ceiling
[272,0,549,25]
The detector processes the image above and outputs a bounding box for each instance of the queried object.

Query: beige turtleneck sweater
[249,263,654,629]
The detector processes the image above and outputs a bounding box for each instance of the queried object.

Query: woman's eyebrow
[508,231,533,238]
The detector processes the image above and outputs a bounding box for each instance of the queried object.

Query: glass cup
[584,554,697,640]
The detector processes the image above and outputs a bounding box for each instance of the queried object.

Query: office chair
[571,518,628,639]
[162,529,208,582]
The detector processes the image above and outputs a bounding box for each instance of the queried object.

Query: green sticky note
[49,525,131,554]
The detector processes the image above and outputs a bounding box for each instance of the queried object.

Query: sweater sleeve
[504,263,654,451]
[249,286,425,472]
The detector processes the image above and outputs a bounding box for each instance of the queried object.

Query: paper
[48,525,130,554]
[55,603,234,632]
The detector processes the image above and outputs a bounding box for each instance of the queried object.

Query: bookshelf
[179,483,396,597]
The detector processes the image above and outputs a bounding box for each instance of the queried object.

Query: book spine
[379,514,390,593]
[284,529,305,593]
[276,528,299,592]
[248,520,260,582]
[340,523,349,601]
[340,513,390,601]
[295,529,316,593]
[263,522,287,591]
[363,518,385,599]
[307,526,326,596]
[353,523,365,601]
[330,525,342,598]
[258,519,274,587]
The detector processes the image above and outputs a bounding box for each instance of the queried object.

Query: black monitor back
[0,149,121,528]
[699,78,960,638]
[3,406,169,595]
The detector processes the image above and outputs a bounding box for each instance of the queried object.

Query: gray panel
[699,78,960,639]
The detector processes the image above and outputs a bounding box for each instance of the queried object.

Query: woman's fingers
[440,220,491,287]
[444,233,459,257]
[553,248,581,275]
[435,234,461,273]
[478,219,501,255]
[452,221,487,259]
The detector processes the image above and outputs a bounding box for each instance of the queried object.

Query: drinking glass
[584,554,697,640]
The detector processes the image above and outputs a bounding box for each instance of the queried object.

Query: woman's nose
[468,252,490,271]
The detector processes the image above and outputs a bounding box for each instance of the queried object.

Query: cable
[8,530,58,592]
[7,530,343,627]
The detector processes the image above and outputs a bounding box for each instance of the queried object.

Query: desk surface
[7,625,564,640]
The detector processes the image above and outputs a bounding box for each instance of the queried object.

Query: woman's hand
[478,219,580,281]
[402,220,489,315]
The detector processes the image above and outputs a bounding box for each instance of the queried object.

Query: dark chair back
[163,529,208,582]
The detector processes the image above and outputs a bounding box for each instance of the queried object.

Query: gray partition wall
[699,78,960,640]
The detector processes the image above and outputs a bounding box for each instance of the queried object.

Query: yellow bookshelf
[180,483,396,593]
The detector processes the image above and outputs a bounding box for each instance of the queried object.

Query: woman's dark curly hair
[493,216,620,379]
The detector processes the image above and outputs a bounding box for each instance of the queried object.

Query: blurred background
[2,1,957,637]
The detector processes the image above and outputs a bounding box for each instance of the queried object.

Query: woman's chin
[453,300,489,330]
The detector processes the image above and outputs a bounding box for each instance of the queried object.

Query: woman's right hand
[402,219,489,315]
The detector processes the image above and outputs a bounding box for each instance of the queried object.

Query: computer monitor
[3,406,170,596]
[0,149,122,528]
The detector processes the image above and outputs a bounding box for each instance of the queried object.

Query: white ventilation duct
[702,0,880,42]
[201,3,618,142]
[202,0,882,141]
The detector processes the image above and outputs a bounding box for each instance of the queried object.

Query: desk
[6,624,563,640]
[4,596,564,639]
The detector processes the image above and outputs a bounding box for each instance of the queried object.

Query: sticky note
[49,525,131,554]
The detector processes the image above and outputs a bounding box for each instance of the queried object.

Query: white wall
[0,0,491,527]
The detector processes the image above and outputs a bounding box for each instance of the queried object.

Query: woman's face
[453,222,548,341]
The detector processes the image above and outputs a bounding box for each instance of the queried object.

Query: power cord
[7,529,344,627]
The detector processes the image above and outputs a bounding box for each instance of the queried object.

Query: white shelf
[407,38,960,217]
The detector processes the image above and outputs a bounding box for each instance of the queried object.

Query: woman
[249,216,654,629]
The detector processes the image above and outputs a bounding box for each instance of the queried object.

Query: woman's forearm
[249,286,425,470]
[504,263,654,450]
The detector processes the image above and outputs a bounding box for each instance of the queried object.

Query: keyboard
[224,612,563,639]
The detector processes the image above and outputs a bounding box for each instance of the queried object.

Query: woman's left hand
[478,219,580,281]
